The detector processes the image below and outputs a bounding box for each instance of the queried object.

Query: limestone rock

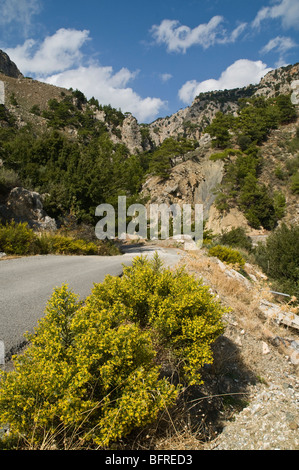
[120,114,143,154]
[291,80,299,106]
[0,187,57,231]
[0,50,23,79]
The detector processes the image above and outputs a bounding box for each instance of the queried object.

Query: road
[0,245,182,360]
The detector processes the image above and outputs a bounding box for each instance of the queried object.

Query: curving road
[0,246,181,361]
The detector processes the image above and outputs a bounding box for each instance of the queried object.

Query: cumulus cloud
[41,65,166,123]
[4,28,166,122]
[253,0,299,30]
[5,28,90,75]
[178,59,272,104]
[150,17,247,53]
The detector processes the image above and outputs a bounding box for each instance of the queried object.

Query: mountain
[147,63,299,146]
[0,50,23,79]
[0,49,298,238]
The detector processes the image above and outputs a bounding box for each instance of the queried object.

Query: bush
[0,221,35,255]
[0,255,225,448]
[0,167,20,194]
[218,227,252,252]
[0,222,109,256]
[208,244,246,267]
[254,224,299,299]
[291,172,299,194]
[50,235,98,255]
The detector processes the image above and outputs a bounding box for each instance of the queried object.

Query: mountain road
[0,245,182,361]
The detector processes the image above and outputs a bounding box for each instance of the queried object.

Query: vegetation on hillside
[206,94,297,229]
[0,220,119,256]
[0,91,198,225]
[254,223,299,299]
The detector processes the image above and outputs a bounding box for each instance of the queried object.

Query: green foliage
[205,112,234,148]
[208,244,246,267]
[30,104,41,116]
[0,167,20,194]
[209,148,242,161]
[205,94,296,153]
[0,221,35,255]
[0,256,225,448]
[0,221,117,256]
[0,105,16,126]
[291,171,299,194]
[235,95,296,150]
[9,93,18,106]
[217,227,252,252]
[238,174,277,230]
[273,191,286,219]
[147,137,198,178]
[254,224,299,299]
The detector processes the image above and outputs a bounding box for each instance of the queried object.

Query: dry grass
[181,251,269,333]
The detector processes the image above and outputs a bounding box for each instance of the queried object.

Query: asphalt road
[0,246,181,360]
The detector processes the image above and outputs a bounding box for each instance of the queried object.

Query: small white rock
[262,341,271,355]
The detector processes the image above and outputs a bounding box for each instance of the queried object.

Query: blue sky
[0,0,298,122]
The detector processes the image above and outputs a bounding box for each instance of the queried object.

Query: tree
[254,224,299,299]
[205,112,234,148]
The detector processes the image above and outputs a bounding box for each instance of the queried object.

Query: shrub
[208,244,246,267]
[0,221,35,255]
[0,167,20,194]
[85,255,225,385]
[50,235,98,255]
[218,227,252,252]
[291,171,299,194]
[0,255,225,448]
[0,222,109,256]
[254,224,299,299]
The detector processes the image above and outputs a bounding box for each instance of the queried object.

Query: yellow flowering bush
[88,255,225,385]
[0,255,225,448]
[208,244,246,267]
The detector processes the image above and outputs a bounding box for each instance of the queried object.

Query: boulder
[0,187,57,231]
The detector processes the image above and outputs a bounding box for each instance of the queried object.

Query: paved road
[0,246,181,360]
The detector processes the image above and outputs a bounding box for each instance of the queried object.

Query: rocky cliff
[0,50,23,79]
[148,63,299,146]
[0,50,298,235]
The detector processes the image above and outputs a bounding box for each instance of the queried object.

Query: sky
[0,0,298,123]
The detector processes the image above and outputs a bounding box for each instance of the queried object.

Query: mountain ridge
[0,49,298,238]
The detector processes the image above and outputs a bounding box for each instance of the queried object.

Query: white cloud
[253,0,299,30]
[261,36,297,54]
[260,35,297,67]
[150,17,247,53]
[41,65,166,123]
[178,59,272,104]
[5,28,90,75]
[0,0,41,25]
[160,73,173,83]
[3,28,166,122]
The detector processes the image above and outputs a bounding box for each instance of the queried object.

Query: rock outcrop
[142,149,225,221]
[0,187,57,231]
[0,50,23,79]
[120,114,144,154]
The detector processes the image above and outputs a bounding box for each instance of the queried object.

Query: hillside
[0,51,298,451]
[0,52,298,237]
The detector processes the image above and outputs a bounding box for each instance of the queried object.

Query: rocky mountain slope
[0,49,298,237]
[0,50,23,79]
[0,51,298,451]
[147,64,299,145]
